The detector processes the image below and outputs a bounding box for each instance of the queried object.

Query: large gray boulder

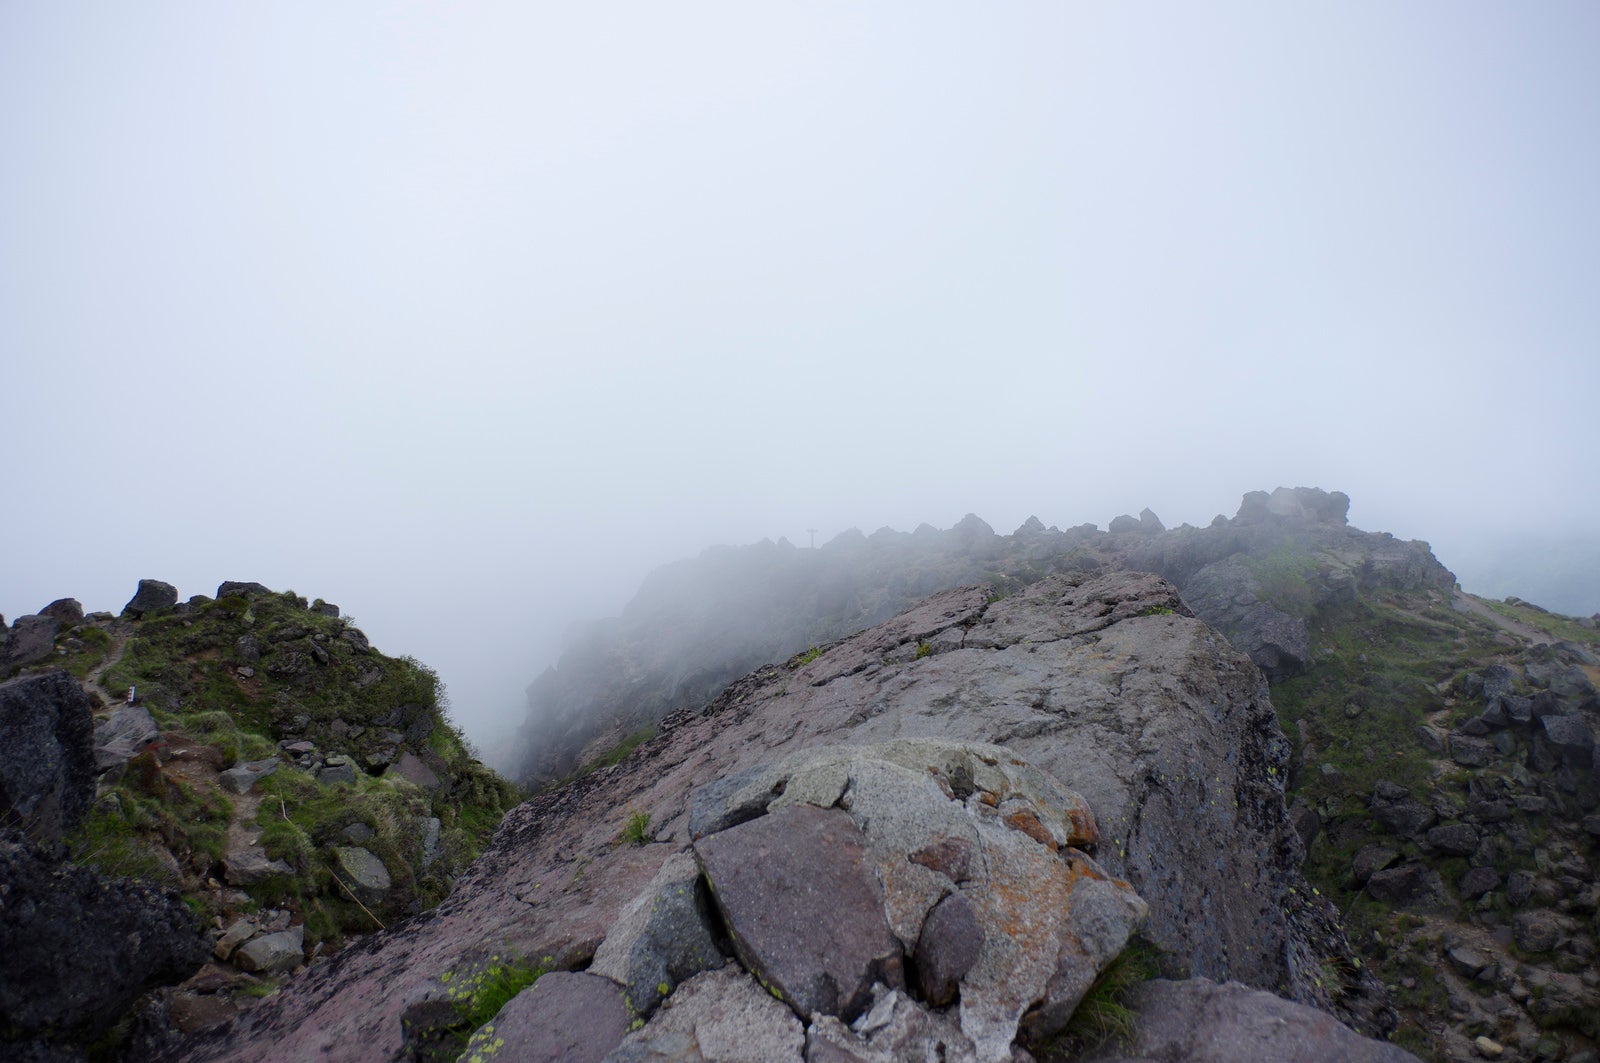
[122,579,178,618]
[606,966,805,1062]
[695,803,901,1024]
[0,670,95,841]
[37,599,84,627]
[93,705,160,774]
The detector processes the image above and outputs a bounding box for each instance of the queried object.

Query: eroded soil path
[83,618,134,712]
[1449,592,1551,645]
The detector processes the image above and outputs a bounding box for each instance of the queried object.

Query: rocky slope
[184,570,1412,1062]
[505,486,1600,1061]
[0,581,519,1060]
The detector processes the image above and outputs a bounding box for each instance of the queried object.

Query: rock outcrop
[0,828,207,1049]
[0,670,95,841]
[185,571,1402,1061]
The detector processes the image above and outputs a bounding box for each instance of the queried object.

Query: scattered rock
[123,579,179,618]
[317,757,358,786]
[1459,866,1501,899]
[1351,846,1400,886]
[1364,864,1453,912]
[913,892,984,1007]
[223,847,294,886]
[219,758,280,795]
[1370,785,1436,838]
[0,670,95,840]
[216,582,273,600]
[1511,910,1567,954]
[332,846,391,905]
[232,926,304,976]
[1425,823,1479,856]
[1449,734,1496,768]
[459,971,629,1063]
[391,751,441,791]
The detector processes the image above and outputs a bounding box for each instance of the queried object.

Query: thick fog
[3,3,1597,750]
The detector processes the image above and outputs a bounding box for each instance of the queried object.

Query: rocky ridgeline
[508,486,1451,789]
[185,571,1415,1062]
[0,581,517,1060]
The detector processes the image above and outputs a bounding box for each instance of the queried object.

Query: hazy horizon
[4,3,1597,747]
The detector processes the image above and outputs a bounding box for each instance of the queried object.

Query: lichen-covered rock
[333,846,392,905]
[0,670,95,841]
[605,966,806,1062]
[590,852,724,1016]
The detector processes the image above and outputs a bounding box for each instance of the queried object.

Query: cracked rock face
[183,571,1392,1061]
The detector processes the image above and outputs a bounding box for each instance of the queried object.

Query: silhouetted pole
[807,528,818,549]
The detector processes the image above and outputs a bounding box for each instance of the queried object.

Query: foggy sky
[4,2,1597,748]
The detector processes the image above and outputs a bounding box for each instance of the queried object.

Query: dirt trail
[1449,591,1552,645]
[83,619,133,712]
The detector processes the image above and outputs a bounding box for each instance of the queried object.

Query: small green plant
[792,646,824,668]
[1059,938,1159,1049]
[1139,604,1176,617]
[915,641,933,660]
[620,809,653,847]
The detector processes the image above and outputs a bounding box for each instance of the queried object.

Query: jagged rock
[1,614,59,672]
[1351,846,1400,886]
[38,599,84,626]
[312,600,340,618]
[219,757,280,795]
[458,971,629,1063]
[1511,910,1568,953]
[391,751,441,791]
[317,757,358,785]
[1459,866,1501,898]
[0,828,206,1038]
[1139,508,1165,533]
[216,582,273,599]
[123,579,178,617]
[1449,734,1496,768]
[1425,823,1479,856]
[1447,947,1491,977]
[333,846,391,905]
[420,817,441,868]
[92,705,160,774]
[695,803,901,1023]
[223,847,294,886]
[232,926,304,975]
[1080,977,1418,1063]
[590,852,724,1016]
[1537,715,1594,767]
[1365,865,1453,912]
[1108,514,1141,535]
[341,822,374,845]
[607,967,806,1062]
[341,627,370,654]
[807,988,980,1062]
[213,918,257,961]
[0,670,95,840]
[1369,783,1435,838]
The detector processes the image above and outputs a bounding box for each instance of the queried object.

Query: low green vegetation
[431,954,554,1062]
[1243,543,1321,618]
[1480,597,1600,646]
[1038,937,1159,1058]
[56,588,521,953]
[619,808,652,846]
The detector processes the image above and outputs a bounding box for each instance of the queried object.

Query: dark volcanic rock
[37,599,84,627]
[0,829,206,1039]
[1365,864,1453,912]
[0,614,59,673]
[0,671,95,840]
[216,581,273,599]
[695,803,901,1022]
[1369,783,1436,838]
[1082,977,1417,1063]
[122,579,178,617]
